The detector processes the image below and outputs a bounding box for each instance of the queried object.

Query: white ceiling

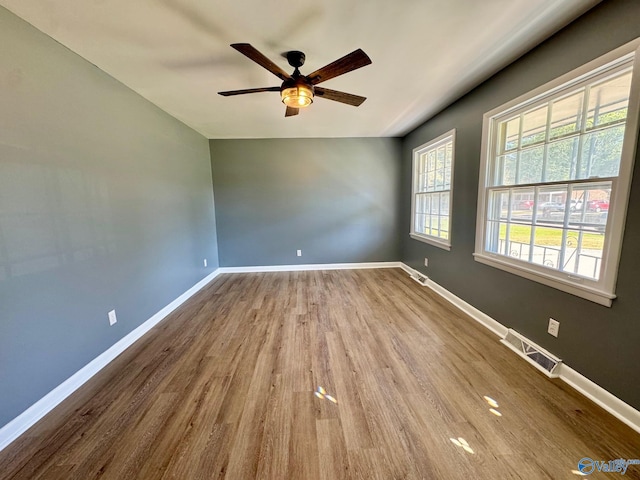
[1,0,600,139]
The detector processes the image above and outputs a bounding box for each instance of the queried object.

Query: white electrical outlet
[548,318,560,337]
[204,258,207,267]
[297,249,302,257]
[108,309,117,326]
[424,257,429,267]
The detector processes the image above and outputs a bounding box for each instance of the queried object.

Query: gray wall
[0,8,218,427]
[210,138,401,267]
[401,0,640,410]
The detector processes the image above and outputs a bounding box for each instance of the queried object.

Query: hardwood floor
[1,268,639,479]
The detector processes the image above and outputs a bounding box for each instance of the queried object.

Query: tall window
[411,130,455,250]
[475,40,640,306]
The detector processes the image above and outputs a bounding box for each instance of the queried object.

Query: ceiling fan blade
[306,49,372,85]
[231,43,291,81]
[218,87,281,96]
[314,87,366,106]
[285,106,299,117]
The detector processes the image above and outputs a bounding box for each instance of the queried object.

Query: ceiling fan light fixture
[281,84,313,108]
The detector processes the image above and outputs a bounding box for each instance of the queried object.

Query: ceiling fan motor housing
[286,50,306,68]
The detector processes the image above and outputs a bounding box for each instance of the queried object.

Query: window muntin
[475,40,640,306]
[411,130,455,249]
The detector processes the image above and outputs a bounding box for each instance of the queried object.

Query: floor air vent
[501,329,562,378]
[409,271,429,286]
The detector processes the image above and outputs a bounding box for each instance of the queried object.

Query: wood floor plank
[254,374,291,480]
[287,392,319,480]
[325,330,375,450]
[346,448,393,480]
[1,268,639,480]
[159,375,232,480]
[316,418,350,480]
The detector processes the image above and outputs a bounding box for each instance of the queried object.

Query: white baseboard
[560,364,640,434]
[399,263,508,337]
[219,261,402,273]
[0,269,222,453]
[399,263,640,435]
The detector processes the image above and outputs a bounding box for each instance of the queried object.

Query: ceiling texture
[1,0,601,139]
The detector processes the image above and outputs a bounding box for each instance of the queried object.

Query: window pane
[427,169,436,191]
[586,71,632,130]
[415,193,428,215]
[436,145,445,171]
[505,224,532,262]
[427,150,436,172]
[499,117,520,153]
[416,173,427,192]
[429,215,437,237]
[579,125,625,179]
[415,213,425,234]
[436,167,444,190]
[585,182,611,215]
[485,220,507,255]
[518,145,544,184]
[531,225,563,270]
[419,154,428,175]
[561,229,603,280]
[488,190,510,221]
[439,215,450,239]
[430,193,439,215]
[510,188,535,223]
[546,137,579,182]
[440,192,450,216]
[568,183,610,232]
[422,213,432,235]
[550,90,584,139]
[537,185,568,224]
[426,214,435,237]
[566,187,590,230]
[494,153,517,186]
[444,163,452,190]
[522,105,548,146]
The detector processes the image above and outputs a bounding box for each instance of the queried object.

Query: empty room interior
[2,0,640,478]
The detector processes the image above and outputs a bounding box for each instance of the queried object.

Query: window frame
[410,129,456,250]
[474,39,640,307]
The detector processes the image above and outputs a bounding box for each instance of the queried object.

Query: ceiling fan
[218,43,372,117]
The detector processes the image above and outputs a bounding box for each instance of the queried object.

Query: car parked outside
[517,200,534,210]
[540,202,565,217]
[587,199,609,212]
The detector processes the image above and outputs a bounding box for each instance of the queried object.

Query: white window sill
[473,253,615,307]
[410,233,451,251]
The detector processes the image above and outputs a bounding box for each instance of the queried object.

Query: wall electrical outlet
[108,309,117,326]
[297,249,302,257]
[203,258,207,267]
[548,318,560,337]
[424,257,429,267]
